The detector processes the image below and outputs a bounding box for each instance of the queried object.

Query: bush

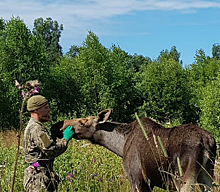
[198,75,220,145]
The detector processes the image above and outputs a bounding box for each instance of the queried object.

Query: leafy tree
[0,18,5,30]
[1,17,31,79]
[73,31,111,115]
[0,17,51,82]
[0,16,33,129]
[32,17,63,62]
[198,75,220,144]
[157,46,181,63]
[188,48,220,121]
[2,15,220,134]
[55,31,140,122]
[212,43,220,60]
[45,56,82,121]
[127,53,151,73]
[136,57,192,123]
[0,16,63,129]
[66,45,80,58]
[45,31,110,120]
[107,45,141,121]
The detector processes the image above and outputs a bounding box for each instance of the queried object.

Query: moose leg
[197,160,214,192]
[123,163,152,192]
[197,169,213,192]
[179,158,198,192]
[127,176,152,192]
[196,150,215,192]
[179,178,196,192]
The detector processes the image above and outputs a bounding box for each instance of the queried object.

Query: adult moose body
[51,109,216,192]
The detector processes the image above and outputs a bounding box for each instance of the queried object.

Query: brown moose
[51,109,216,192]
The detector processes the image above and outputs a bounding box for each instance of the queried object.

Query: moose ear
[97,109,112,124]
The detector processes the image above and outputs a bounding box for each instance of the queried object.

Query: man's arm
[33,127,68,159]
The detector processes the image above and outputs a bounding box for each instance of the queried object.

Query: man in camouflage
[23,95,74,192]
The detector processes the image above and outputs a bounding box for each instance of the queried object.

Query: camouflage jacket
[24,118,68,170]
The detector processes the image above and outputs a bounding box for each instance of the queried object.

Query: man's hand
[63,126,74,141]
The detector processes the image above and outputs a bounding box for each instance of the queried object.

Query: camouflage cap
[27,95,48,111]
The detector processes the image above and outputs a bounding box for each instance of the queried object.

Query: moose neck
[91,122,126,157]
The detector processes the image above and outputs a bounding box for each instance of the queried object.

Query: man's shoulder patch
[40,133,52,148]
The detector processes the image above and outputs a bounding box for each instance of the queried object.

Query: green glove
[63,126,74,141]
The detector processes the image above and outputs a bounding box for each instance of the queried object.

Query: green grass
[0,131,219,192]
[0,132,130,192]
[54,140,129,192]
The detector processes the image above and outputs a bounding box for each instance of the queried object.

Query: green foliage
[135,46,198,123]
[0,16,31,80]
[0,16,33,129]
[212,43,220,60]
[187,48,220,123]
[55,140,129,192]
[1,15,220,191]
[105,45,141,121]
[190,48,220,88]
[157,46,181,63]
[66,45,80,58]
[0,133,219,192]
[74,31,111,115]
[44,57,81,120]
[57,31,141,122]
[198,75,220,144]
[31,17,64,90]
[1,16,220,148]
[0,144,25,192]
[0,18,5,30]
[127,53,151,73]
[0,16,63,130]
[136,57,192,123]
[32,17,63,61]
[0,139,130,192]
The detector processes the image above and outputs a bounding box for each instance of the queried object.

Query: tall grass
[0,131,219,192]
[0,131,129,192]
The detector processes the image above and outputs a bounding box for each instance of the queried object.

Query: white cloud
[1,0,220,25]
[1,0,220,52]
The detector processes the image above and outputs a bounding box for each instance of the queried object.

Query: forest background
[1,16,220,147]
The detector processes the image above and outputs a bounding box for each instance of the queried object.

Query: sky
[1,0,220,65]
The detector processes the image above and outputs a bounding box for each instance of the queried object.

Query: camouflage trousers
[23,165,60,192]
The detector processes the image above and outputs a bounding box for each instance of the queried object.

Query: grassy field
[0,131,219,192]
